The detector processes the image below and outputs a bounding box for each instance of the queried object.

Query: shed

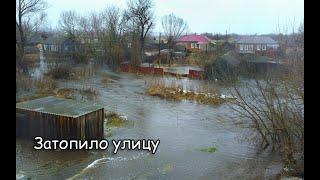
[16,96,105,141]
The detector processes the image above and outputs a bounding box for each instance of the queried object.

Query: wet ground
[16,62,282,179]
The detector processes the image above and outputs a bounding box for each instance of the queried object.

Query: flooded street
[16,65,282,179]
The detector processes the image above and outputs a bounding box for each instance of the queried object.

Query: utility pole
[158,32,161,67]
[226,30,228,42]
[158,32,161,56]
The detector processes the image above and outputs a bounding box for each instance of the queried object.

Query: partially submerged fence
[119,64,204,79]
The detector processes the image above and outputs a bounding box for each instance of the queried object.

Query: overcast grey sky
[45,0,304,34]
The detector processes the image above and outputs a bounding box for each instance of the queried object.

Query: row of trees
[16,0,190,70]
[55,0,156,68]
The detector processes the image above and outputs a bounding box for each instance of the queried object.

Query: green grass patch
[200,146,218,153]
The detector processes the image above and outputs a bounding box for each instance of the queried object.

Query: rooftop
[236,36,278,44]
[178,34,211,43]
[16,96,104,118]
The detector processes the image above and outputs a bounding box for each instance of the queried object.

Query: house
[42,34,60,53]
[30,32,83,52]
[235,36,279,57]
[28,33,60,53]
[177,34,212,51]
[61,38,78,52]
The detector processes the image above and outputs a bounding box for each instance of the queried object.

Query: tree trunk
[139,38,144,65]
[17,12,25,64]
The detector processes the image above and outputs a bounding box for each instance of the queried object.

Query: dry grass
[147,86,226,105]
[101,75,116,84]
[34,78,57,94]
[70,66,96,80]
[46,62,96,80]
[16,72,57,94]
[16,73,56,103]
[55,87,98,100]
[24,53,40,62]
[46,63,72,79]
[55,88,76,99]
[17,72,98,102]
[146,79,232,105]
[79,87,98,100]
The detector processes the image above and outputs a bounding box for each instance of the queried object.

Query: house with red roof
[177,34,212,52]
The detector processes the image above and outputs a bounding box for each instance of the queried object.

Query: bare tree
[161,13,188,64]
[161,13,188,46]
[124,0,154,63]
[59,10,80,40]
[101,6,125,69]
[16,0,47,60]
[102,6,122,40]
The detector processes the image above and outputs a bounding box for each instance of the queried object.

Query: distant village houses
[177,34,212,52]
[27,33,76,53]
[235,36,279,57]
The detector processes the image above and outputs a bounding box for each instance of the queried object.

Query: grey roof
[236,36,278,44]
[16,96,104,118]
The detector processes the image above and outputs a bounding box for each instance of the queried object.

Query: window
[244,45,248,51]
[240,44,244,51]
[249,45,253,51]
[262,45,266,50]
[272,44,279,49]
[191,43,195,48]
[196,44,200,48]
[257,45,261,51]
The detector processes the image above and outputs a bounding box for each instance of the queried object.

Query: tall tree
[16,0,47,59]
[59,10,79,40]
[161,13,188,64]
[101,6,124,69]
[124,0,154,63]
[161,13,188,49]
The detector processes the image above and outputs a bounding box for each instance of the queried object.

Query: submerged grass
[146,79,231,105]
[200,146,218,153]
[55,88,76,99]
[101,74,116,84]
[55,87,98,100]
[105,111,128,127]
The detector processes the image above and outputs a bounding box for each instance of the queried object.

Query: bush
[204,56,239,82]
[16,73,57,94]
[74,51,90,64]
[230,68,304,176]
[46,62,72,79]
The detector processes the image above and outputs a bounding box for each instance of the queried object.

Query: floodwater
[16,62,282,179]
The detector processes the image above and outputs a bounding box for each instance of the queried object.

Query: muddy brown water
[16,64,282,179]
